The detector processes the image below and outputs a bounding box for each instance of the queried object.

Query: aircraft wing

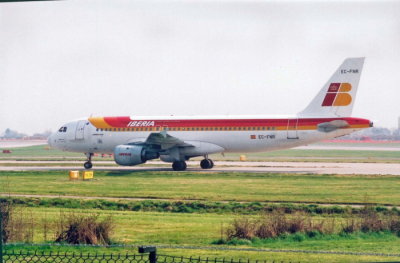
[145,130,193,149]
[128,130,193,150]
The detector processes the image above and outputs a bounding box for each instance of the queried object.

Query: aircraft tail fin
[298,57,365,118]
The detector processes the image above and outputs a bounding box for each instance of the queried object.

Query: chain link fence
[1,250,290,263]
[4,251,146,263]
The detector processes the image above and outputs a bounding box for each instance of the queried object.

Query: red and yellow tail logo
[322,83,352,106]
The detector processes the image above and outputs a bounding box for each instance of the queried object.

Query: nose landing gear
[84,153,93,169]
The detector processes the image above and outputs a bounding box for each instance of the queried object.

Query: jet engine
[114,145,159,166]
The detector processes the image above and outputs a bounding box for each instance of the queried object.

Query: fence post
[0,208,3,263]
[149,250,156,263]
[138,246,157,263]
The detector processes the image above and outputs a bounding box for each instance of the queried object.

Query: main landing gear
[172,161,187,171]
[84,153,93,169]
[200,158,214,169]
[171,156,214,171]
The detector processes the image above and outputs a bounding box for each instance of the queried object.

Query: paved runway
[295,145,400,151]
[1,161,399,175]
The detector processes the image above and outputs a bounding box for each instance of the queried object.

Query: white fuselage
[48,116,370,156]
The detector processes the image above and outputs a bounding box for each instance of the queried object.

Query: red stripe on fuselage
[104,116,131,127]
[96,117,370,128]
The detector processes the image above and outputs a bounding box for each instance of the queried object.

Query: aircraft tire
[84,161,93,169]
[172,161,187,171]
[200,159,213,169]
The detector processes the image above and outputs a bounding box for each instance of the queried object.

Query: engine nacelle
[114,145,159,166]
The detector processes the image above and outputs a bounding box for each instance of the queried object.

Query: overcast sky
[1,0,399,134]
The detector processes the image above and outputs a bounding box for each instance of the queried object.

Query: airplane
[48,57,372,171]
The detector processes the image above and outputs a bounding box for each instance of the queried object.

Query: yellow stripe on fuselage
[88,117,114,129]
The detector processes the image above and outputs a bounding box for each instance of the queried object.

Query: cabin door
[75,120,86,140]
[287,118,299,139]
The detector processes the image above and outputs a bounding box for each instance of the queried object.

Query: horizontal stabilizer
[317,120,349,133]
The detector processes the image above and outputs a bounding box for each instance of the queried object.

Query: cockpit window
[58,127,67,132]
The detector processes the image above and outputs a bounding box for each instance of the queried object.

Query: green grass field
[1,170,400,205]
[3,207,400,263]
[0,145,82,157]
